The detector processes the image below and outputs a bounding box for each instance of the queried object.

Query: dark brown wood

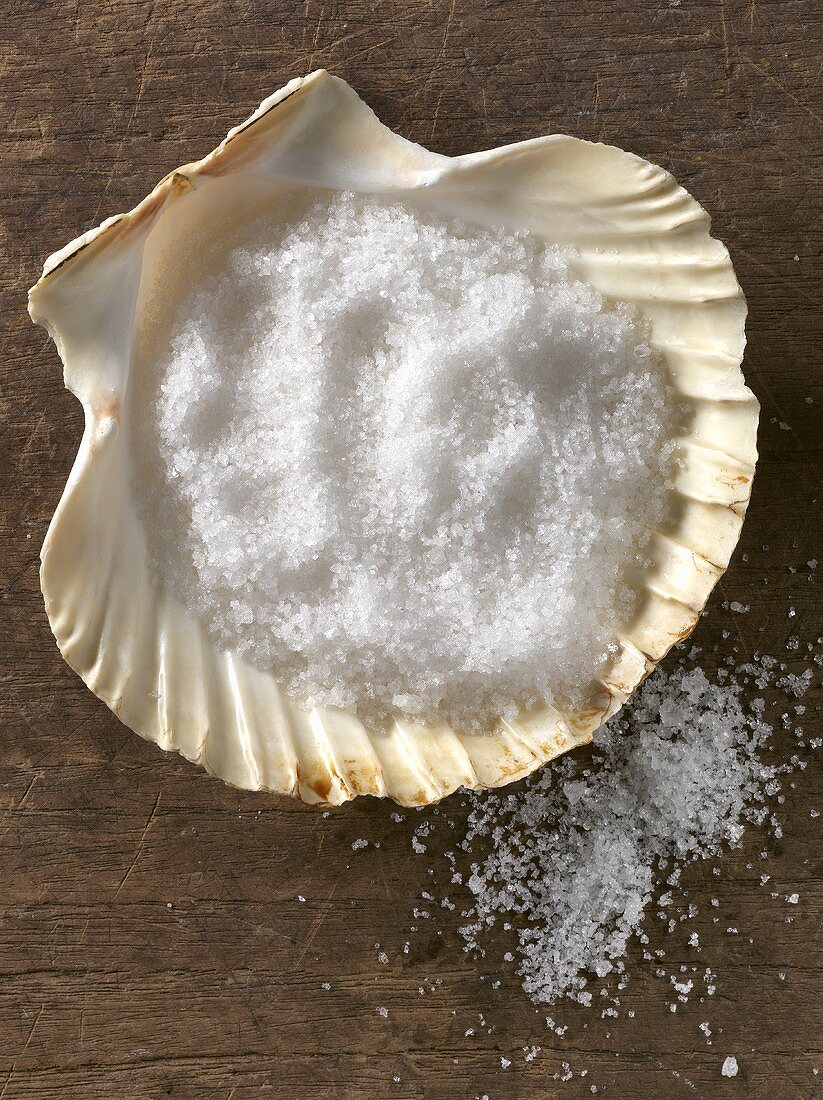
[1,1,820,1096]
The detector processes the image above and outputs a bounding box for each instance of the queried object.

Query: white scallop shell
[28,70,757,806]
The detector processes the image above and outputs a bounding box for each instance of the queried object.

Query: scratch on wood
[441,0,456,58]
[30,713,96,769]
[719,0,732,80]
[305,8,324,71]
[113,792,162,899]
[740,53,823,123]
[593,75,601,127]
[430,90,444,142]
[126,26,157,136]
[308,26,368,56]
[0,774,39,838]
[0,775,37,823]
[90,12,159,225]
[18,413,46,464]
[0,556,39,597]
[291,882,338,971]
[15,776,37,810]
[22,1004,45,1053]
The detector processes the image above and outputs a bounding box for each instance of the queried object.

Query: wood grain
[1,1,820,1096]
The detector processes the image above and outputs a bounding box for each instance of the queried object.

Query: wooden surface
[1,1,821,1096]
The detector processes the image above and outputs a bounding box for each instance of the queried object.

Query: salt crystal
[721,1056,739,1077]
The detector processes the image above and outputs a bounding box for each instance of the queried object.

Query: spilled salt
[138,189,676,730]
[428,643,815,1006]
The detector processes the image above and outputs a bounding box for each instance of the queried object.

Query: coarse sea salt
[434,645,816,1006]
[721,1055,739,1077]
[138,189,677,729]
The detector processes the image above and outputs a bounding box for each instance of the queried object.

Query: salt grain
[721,1056,739,1077]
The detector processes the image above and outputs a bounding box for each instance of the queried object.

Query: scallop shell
[28,70,757,807]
